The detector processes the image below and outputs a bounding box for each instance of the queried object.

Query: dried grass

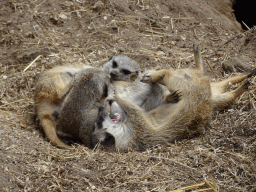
[1,0,256,191]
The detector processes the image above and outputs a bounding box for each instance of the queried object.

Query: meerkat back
[57,68,111,147]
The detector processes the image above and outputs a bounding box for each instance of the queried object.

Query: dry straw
[1,0,256,191]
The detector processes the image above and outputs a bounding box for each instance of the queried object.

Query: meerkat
[35,64,93,149]
[92,69,212,151]
[56,68,113,148]
[105,56,170,112]
[92,46,255,150]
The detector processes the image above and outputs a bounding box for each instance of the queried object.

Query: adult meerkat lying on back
[92,46,256,151]
[93,69,212,151]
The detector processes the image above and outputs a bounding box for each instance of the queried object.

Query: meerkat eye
[122,69,131,75]
[112,60,118,68]
[102,84,108,98]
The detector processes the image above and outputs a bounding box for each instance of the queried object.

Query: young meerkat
[35,64,93,149]
[106,56,170,112]
[92,69,212,151]
[56,68,113,148]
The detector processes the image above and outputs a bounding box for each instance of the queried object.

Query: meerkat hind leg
[211,75,247,95]
[212,80,250,110]
[55,73,74,99]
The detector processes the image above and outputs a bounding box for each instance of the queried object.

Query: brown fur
[93,69,212,151]
[35,65,93,149]
[57,68,112,148]
[161,45,255,111]
[34,55,144,149]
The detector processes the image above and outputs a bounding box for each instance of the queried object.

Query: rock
[222,55,252,73]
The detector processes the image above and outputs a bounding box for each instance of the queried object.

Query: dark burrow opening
[233,0,255,30]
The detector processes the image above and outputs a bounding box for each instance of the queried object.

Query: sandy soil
[0,0,256,191]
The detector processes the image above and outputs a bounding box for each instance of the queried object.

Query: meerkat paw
[141,71,160,83]
[193,44,200,54]
[163,90,182,104]
[141,74,153,83]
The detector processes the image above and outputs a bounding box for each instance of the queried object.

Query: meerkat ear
[130,70,139,82]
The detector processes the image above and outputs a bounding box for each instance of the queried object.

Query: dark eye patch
[121,69,131,75]
[102,83,108,98]
[112,60,118,68]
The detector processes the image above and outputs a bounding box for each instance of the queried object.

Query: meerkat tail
[41,117,72,150]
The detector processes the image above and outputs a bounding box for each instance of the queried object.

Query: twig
[193,188,213,192]
[142,155,196,171]
[23,55,42,72]
[242,21,250,30]
[145,30,169,35]
[204,178,217,192]
[172,17,195,20]
[205,60,217,78]
[145,35,163,38]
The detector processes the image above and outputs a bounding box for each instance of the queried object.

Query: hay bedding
[0,0,255,191]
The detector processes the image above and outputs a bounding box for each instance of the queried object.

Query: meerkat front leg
[141,69,172,84]
[114,91,144,117]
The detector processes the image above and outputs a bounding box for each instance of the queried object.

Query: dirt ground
[0,0,256,191]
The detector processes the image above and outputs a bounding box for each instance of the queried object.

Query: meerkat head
[92,106,116,147]
[92,103,132,151]
[103,55,141,82]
